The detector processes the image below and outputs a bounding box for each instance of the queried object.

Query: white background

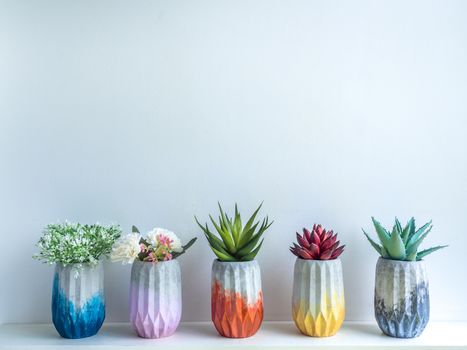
[1,0,466,324]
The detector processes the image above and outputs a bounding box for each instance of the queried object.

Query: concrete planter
[129,260,182,338]
[374,257,430,338]
[51,262,105,339]
[211,260,263,338]
[292,258,345,337]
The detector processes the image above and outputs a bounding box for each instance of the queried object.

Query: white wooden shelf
[0,321,466,350]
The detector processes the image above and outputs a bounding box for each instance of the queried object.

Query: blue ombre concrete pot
[52,262,105,339]
[374,257,429,338]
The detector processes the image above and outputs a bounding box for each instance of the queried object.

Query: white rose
[145,227,183,253]
[110,233,141,264]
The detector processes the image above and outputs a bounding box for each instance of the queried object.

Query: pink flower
[145,228,183,253]
[157,234,173,249]
[164,253,172,261]
[140,243,146,252]
[148,252,157,262]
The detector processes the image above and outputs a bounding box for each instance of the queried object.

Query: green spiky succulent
[195,202,273,261]
[363,217,447,261]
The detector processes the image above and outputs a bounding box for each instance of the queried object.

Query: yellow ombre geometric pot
[292,258,345,337]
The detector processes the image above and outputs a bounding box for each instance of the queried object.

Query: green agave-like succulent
[363,217,447,261]
[195,202,273,261]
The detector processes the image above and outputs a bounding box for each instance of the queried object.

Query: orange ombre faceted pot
[211,260,263,338]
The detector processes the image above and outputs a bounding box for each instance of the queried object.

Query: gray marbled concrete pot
[375,257,429,338]
[129,260,182,338]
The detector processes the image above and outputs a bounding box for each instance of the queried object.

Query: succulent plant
[195,202,273,261]
[363,217,447,261]
[290,224,345,260]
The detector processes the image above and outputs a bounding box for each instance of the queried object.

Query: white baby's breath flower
[33,223,121,266]
[145,227,183,253]
[111,233,142,264]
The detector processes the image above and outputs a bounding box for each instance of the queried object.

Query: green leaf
[139,237,150,246]
[238,222,259,248]
[406,251,417,261]
[172,237,197,259]
[407,221,432,248]
[182,237,197,251]
[233,203,242,244]
[381,245,389,258]
[195,216,211,236]
[209,215,228,238]
[240,239,264,261]
[211,246,236,261]
[386,229,406,260]
[236,231,263,257]
[132,225,140,234]
[218,202,229,228]
[195,216,226,251]
[406,217,417,243]
[237,217,272,252]
[390,224,398,238]
[206,235,231,255]
[197,225,231,255]
[395,218,403,235]
[257,217,273,235]
[401,218,412,245]
[371,217,391,247]
[216,203,232,238]
[209,215,236,253]
[203,229,227,252]
[241,202,263,235]
[194,216,206,231]
[405,227,432,257]
[416,245,448,260]
[362,229,383,256]
[219,215,228,233]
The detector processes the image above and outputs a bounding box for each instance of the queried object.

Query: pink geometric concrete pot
[129,259,182,338]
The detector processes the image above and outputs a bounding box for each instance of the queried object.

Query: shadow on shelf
[350,323,386,338]
[188,324,222,338]
[102,324,138,339]
[265,322,302,337]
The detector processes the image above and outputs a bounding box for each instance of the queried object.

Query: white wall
[1,0,466,324]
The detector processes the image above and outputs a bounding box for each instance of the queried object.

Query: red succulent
[290,224,345,260]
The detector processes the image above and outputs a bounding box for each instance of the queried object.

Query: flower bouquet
[111,226,196,338]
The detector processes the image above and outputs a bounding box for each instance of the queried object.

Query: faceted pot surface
[51,262,105,339]
[129,259,182,338]
[374,257,430,338]
[292,258,345,337]
[211,260,263,338]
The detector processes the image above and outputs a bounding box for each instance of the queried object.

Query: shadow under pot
[129,259,182,338]
[292,258,345,337]
[211,260,263,338]
[52,262,105,339]
[374,257,429,338]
